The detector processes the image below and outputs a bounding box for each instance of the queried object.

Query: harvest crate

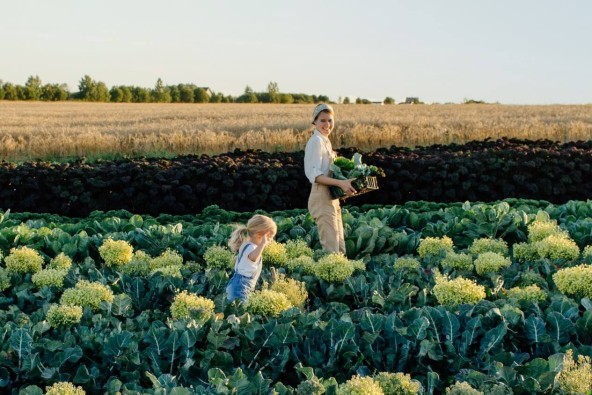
[330,176,379,200]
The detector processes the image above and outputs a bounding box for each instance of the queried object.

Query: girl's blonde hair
[228,214,277,252]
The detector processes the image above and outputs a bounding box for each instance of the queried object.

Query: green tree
[209,92,223,103]
[267,81,280,103]
[121,86,133,102]
[343,96,351,104]
[169,85,180,102]
[2,83,18,100]
[132,86,151,102]
[16,85,26,100]
[78,75,97,101]
[0,80,4,100]
[41,83,68,101]
[152,78,171,103]
[110,86,124,102]
[384,97,395,104]
[237,85,258,103]
[280,93,294,104]
[24,75,42,100]
[96,81,110,102]
[194,87,210,103]
[179,84,194,103]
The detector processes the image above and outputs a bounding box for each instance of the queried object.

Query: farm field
[1,102,591,162]
[1,200,592,394]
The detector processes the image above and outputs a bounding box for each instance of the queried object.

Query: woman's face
[315,111,334,136]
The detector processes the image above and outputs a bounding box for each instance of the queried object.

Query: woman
[304,103,356,254]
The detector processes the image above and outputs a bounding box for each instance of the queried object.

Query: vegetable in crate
[330,153,384,199]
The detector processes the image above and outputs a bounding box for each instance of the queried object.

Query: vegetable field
[2,200,592,394]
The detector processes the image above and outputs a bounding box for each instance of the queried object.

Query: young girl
[225,214,277,303]
[304,103,356,254]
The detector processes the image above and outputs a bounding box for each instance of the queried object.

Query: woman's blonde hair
[228,214,277,252]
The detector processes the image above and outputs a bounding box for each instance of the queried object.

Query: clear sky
[1,0,591,104]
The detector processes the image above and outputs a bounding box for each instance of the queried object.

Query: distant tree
[237,85,258,103]
[132,86,151,103]
[267,81,280,103]
[2,83,18,100]
[209,92,223,103]
[0,81,4,100]
[110,86,124,102]
[343,97,351,104]
[169,85,181,102]
[463,98,486,104]
[16,85,26,100]
[280,93,294,104]
[179,84,195,103]
[384,97,395,104]
[41,83,68,101]
[77,75,96,101]
[96,82,110,102]
[355,97,362,104]
[152,78,172,103]
[24,75,42,100]
[316,95,330,103]
[194,87,210,103]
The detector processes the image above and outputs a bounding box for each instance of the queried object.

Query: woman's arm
[314,175,357,195]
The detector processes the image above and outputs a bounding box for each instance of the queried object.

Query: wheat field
[1,101,591,162]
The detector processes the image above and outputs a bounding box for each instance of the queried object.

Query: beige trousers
[308,184,346,254]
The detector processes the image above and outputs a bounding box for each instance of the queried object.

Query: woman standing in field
[304,103,356,254]
[225,214,277,303]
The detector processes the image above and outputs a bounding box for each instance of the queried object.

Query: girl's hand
[261,233,272,246]
[340,179,357,196]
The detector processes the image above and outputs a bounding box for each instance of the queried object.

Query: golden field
[1,101,591,162]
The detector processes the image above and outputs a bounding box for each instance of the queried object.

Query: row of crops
[3,138,592,216]
[2,199,592,394]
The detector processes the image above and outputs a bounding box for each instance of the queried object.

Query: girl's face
[315,112,334,136]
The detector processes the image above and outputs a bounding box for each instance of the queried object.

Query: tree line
[0,75,397,104]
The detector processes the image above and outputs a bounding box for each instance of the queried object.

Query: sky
[1,0,591,104]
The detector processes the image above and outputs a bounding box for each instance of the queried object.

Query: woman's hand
[340,179,357,196]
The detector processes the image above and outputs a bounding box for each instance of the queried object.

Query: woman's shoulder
[306,133,323,147]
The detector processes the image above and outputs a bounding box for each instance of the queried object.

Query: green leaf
[16,385,43,395]
[576,311,592,343]
[0,368,12,388]
[60,346,83,365]
[144,321,168,355]
[248,371,272,394]
[440,309,460,342]
[130,214,144,228]
[408,317,430,342]
[525,315,549,344]
[227,367,250,392]
[480,323,507,354]
[460,316,482,355]
[426,372,440,395]
[104,331,134,357]
[360,310,386,334]
[546,312,573,344]
[112,294,134,317]
[9,328,33,362]
[268,323,299,347]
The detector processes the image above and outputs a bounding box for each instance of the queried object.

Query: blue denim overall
[226,242,262,303]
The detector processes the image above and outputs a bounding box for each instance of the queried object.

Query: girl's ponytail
[228,224,248,252]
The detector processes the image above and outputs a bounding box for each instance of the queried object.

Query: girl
[304,103,356,254]
[225,214,277,303]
